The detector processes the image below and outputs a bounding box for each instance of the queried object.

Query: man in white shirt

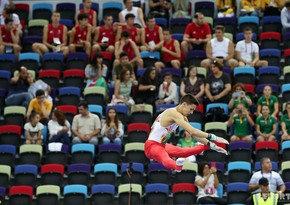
[236,27,268,67]
[119,0,146,28]
[281,1,290,33]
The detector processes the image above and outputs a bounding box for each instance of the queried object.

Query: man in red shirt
[114,30,143,69]
[181,12,212,57]
[0,18,21,57]
[140,15,163,51]
[154,28,181,72]
[32,11,69,57]
[116,13,140,45]
[77,0,97,33]
[92,15,117,54]
[69,13,92,56]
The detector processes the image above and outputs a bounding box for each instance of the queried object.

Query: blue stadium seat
[259,49,281,67]
[94,163,118,185]
[261,16,281,32]
[71,144,95,164]
[238,16,259,34]
[145,183,169,205]
[170,18,191,34]
[195,1,215,18]
[233,66,255,85]
[32,3,53,21]
[0,145,16,167]
[14,164,38,186]
[179,122,202,132]
[206,103,229,115]
[216,17,236,35]
[22,36,42,53]
[228,161,251,183]
[91,184,115,205]
[88,104,103,119]
[19,53,40,72]
[63,184,87,205]
[59,19,74,30]
[102,2,123,20]
[67,163,91,185]
[227,182,249,204]
[258,66,280,85]
[0,70,11,90]
[56,3,76,22]
[0,54,16,72]
[282,84,290,102]
[58,87,81,106]
[254,161,278,172]
[120,162,144,184]
[98,143,122,164]
[155,17,168,28]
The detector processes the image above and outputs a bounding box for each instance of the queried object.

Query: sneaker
[176,157,185,172]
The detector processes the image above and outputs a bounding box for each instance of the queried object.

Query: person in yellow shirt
[216,0,235,18]
[260,0,283,16]
[26,89,52,124]
[241,0,260,16]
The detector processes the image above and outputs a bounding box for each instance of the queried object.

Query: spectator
[48,108,71,145]
[92,15,116,53]
[181,12,212,57]
[85,52,109,95]
[172,0,191,18]
[0,0,13,14]
[72,101,101,145]
[177,130,198,162]
[0,8,22,35]
[5,66,32,107]
[27,73,52,103]
[26,89,52,124]
[227,103,254,142]
[114,30,143,69]
[216,0,235,18]
[154,28,181,72]
[32,11,69,57]
[281,1,290,34]
[149,0,172,21]
[69,13,92,56]
[235,27,268,68]
[113,51,136,81]
[195,162,227,204]
[140,15,163,52]
[281,102,290,141]
[228,83,252,111]
[201,25,238,71]
[155,72,179,105]
[240,0,260,16]
[24,111,43,145]
[116,13,140,44]
[101,107,124,145]
[261,0,283,16]
[119,0,145,28]
[0,18,20,57]
[255,104,276,142]
[180,65,204,103]
[110,68,137,107]
[134,66,159,106]
[248,157,285,196]
[248,178,279,205]
[204,60,231,104]
[256,85,279,118]
[77,0,97,32]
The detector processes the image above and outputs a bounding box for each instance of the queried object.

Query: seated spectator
[195,162,227,204]
[114,30,143,69]
[248,178,279,205]
[177,130,198,162]
[154,28,181,72]
[0,0,14,14]
[248,157,285,200]
[236,27,268,68]
[48,108,71,145]
[134,66,159,106]
[110,68,137,107]
[281,1,290,34]
[204,60,231,104]
[155,72,179,106]
[181,12,212,57]
[228,83,252,111]
[257,85,278,118]
[119,0,145,28]
[113,51,136,82]
[261,0,283,16]
[72,101,101,145]
[24,111,43,145]
[201,25,238,71]
[92,15,116,53]
[172,0,191,18]
[85,52,109,95]
[140,15,163,52]
[0,18,21,57]
[0,8,22,35]
[149,0,172,21]
[101,107,124,145]
[180,65,204,103]
[227,103,254,142]
[116,13,140,44]
[5,66,32,107]
[240,0,260,16]
[216,0,235,18]
[32,11,69,57]
[77,0,97,32]
[26,89,52,124]
[69,13,92,56]
[27,73,52,103]
[255,104,276,142]
[281,102,290,141]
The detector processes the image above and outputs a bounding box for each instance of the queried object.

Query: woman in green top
[257,85,279,118]
[281,102,290,141]
[228,83,252,111]
[177,130,198,162]
[255,104,277,142]
[227,103,254,142]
